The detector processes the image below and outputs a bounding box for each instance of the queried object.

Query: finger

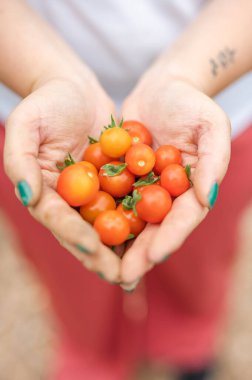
[148,189,208,262]
[56,237,121,284]
[29,184,100,254]
[121,224,157,284]
[94,243,122,283]
[120,278,141,292]
[193,107,231,209]
[120,96,140,121]
[4,106,42,207]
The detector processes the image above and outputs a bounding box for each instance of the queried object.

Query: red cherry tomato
[80,191,116,224]
[57,164,99,207]
[122,120,153,146]
[100,127,131,158]
[135,185,172,223]
[125,144,156,176]
[83,143,113,170]
[94,210,130,246]
[160,164,190,197]
[77,161,98,175]
[99,161,135,197]
[117,203,146,237]
[154,145,182,174]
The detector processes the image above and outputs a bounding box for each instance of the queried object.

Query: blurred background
[1,202,252,380]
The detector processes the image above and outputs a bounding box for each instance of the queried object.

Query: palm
[17,79,113,188]
[6,78,122,283]
[121,79,230,283]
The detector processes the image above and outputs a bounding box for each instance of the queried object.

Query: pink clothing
[1,124,252,379]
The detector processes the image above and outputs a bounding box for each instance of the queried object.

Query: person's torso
[0,0,251,137]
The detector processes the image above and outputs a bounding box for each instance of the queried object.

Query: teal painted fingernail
[97,272,105,280]
[17,180,32,206]
[97,273,119,285]
[76,244,92,255]
[160,254,169,263]
[208,182,219,209]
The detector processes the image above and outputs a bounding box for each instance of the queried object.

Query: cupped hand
[121,75,231,284]
[4,75,121,283]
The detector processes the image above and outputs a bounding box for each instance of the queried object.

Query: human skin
[1,0,252,289]
[120,0,252,285]
[0,0,121,284]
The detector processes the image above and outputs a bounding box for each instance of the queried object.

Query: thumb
[4,108,42,207]
[193,108,231,209]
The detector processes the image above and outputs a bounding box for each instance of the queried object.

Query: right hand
[4,73,121,283]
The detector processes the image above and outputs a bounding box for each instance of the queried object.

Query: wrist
[30,61,98,94]
[149,52,217,97]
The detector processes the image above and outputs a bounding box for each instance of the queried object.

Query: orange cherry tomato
[154,145,182,174]
[99,161,135,197]
[117,203,146,237]
[77,161,98,175]
[94,210,130,246]
[80,191,116,224]
[125,143,156,176]
[135,184,172,223]
[100,127,131,158]
[83,142,113,170]
[57,164,99,207]
[160,164,190,197]
[122,120,153,146]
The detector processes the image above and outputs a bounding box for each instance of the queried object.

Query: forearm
[0,0,93,97]
[153,0,252,96]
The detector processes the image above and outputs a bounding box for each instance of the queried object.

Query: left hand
[120,71,231,285]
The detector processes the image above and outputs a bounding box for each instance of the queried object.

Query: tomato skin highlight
[122,120,153,146]
[125,144,156,176]
[117,203,146,237]
[83,142,113,170]
[100,127,131,158]
[57,164,99,207]
[80,191,116,224]
[154,145,182,174]
[94,210,130,246]
[77,161,98,175]
[136,185,172,223]
[161,164,190,197]
[99,161,135,198]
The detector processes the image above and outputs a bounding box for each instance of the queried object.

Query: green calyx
[185,164,193,186]
[122,190,142,216]
[104,115,124,130]
[101,163,128,176]
[56,153,75,171]
[133,171,160,187]
[88,136,98,144]
[126,233,135,241]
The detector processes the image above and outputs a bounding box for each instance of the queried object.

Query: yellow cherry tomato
[100,127,131,158]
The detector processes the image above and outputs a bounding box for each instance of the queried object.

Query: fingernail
[97,272,120,285]
[76,244,92,255]
[97,271,105,280]
[208,182,219,209]
[160,254,169,263]
[121,278,140,292]
[17,180,32,206]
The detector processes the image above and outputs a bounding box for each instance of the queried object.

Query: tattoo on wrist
[209,47,236,76]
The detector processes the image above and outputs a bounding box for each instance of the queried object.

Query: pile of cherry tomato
[56,117,191,246]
